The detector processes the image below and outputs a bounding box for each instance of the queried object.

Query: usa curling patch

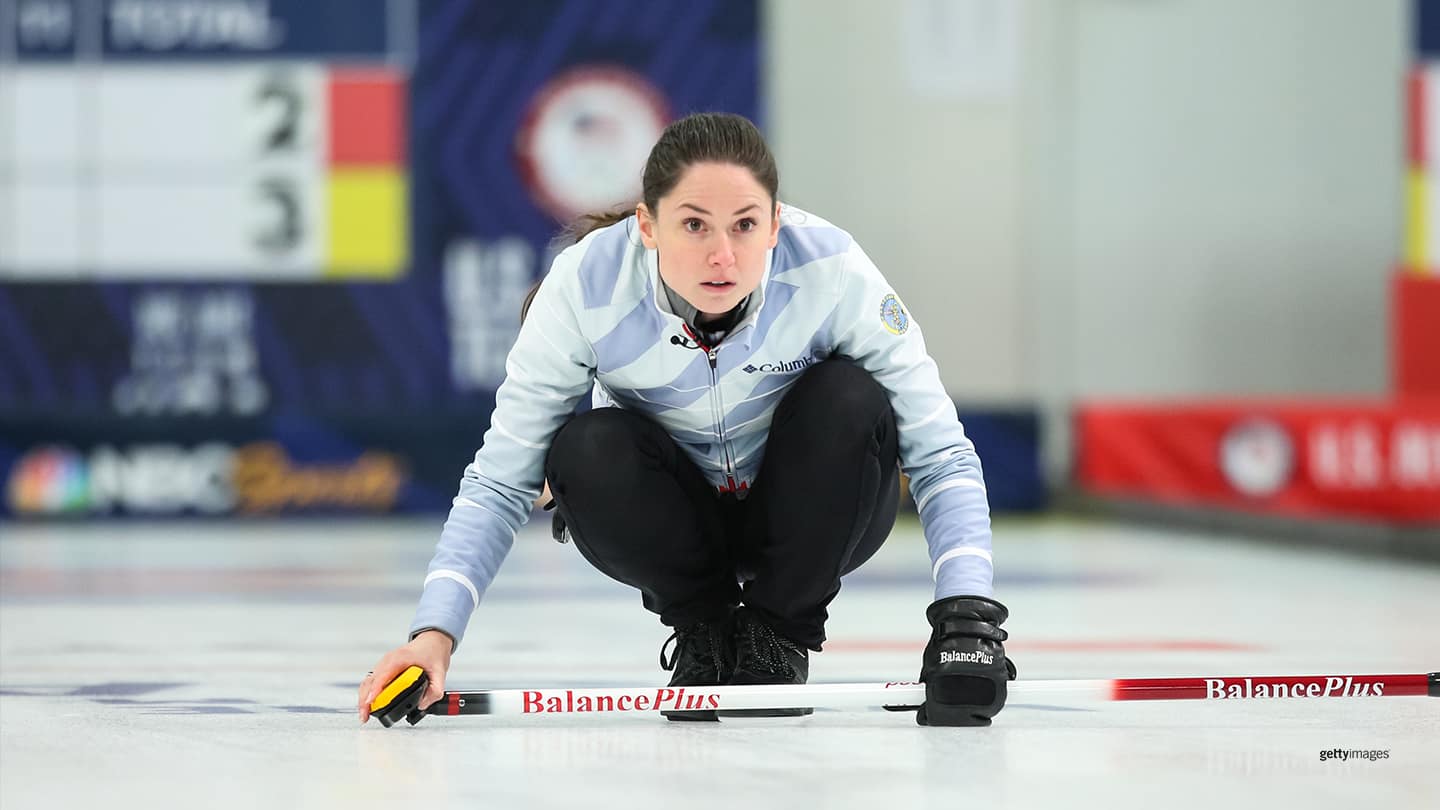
[880,294,909,335]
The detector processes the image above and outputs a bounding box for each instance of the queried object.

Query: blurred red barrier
[1075,399,1440,524]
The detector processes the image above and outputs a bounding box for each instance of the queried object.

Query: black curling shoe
[720,607,812,717]
[659,616,734,722]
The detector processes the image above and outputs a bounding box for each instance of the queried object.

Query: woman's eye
[683,219,703,232]
[736,219,756,232]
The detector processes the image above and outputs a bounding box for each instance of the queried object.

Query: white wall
[766,0,1028,404]
[765,0,1407,479]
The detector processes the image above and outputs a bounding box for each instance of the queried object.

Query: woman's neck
[660,277,746,333]
[696,305,740,326]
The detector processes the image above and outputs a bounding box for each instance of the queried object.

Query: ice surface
[2,515,1436,809]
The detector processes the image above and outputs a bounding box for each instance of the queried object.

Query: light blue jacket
[411,206,994,647]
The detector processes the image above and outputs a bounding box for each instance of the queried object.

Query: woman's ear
[637,203,658,250]
[768,202,781,248]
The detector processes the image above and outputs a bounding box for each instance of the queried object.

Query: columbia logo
[742,357,816,374]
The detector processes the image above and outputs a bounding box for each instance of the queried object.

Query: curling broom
[367,666,1439,727]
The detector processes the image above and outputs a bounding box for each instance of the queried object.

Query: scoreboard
[0,0,773,518]
[1,0,410,280]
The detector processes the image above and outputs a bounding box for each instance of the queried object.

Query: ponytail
[520,277,542,323]
[524,206,634,324]
[558,204,635,247]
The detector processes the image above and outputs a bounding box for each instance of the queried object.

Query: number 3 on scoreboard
[255,177,303,254]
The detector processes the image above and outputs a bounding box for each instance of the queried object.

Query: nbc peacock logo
[5,446,91,515]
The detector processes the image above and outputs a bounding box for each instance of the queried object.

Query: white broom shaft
[428,672,1437,717]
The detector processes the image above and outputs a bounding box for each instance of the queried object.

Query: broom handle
[420,672,1438,717]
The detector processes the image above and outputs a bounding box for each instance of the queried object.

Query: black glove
[543,498,569,543]
[917,595,1016,727]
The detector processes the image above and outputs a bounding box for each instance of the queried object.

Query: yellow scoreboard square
[326,169,407,278]
[1406,168,1429,273]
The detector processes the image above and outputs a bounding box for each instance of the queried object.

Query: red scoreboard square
[1394,271,1440,397]
[328,69,406,165]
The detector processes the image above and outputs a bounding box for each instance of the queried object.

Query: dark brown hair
[564,111,778,243]
[524,112,780,323]
[520,277,543,323]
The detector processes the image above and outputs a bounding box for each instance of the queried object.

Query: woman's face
[637,162,780,322]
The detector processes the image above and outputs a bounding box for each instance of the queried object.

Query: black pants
[544,359,900,650]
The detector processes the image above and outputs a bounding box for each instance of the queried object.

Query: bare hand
[357,630,454,724]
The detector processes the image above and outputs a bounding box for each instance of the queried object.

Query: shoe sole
[715,707,813,718]
[663,710,718,722]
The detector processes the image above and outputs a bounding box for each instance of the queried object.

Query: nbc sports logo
[5,446,90,515]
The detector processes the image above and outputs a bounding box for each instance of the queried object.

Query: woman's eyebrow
[677,203,761,216]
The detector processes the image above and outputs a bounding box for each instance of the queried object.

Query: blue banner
[1,0,1047,518]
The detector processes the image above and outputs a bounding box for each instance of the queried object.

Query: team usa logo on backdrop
[879,294,910,335]
[515,66,670,221]
[1219,418,1296,497]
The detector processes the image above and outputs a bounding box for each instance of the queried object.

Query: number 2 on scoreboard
[256,74,303,153]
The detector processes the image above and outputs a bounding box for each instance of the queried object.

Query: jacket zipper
[685,324,741,491]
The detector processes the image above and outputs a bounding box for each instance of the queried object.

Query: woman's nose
[709,234,735,266]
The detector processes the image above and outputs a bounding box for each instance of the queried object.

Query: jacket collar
[645,245,774,350]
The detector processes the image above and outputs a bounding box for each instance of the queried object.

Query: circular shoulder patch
[879,294,910,335]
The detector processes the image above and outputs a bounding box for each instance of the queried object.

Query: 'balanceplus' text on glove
[939,650,994,665]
